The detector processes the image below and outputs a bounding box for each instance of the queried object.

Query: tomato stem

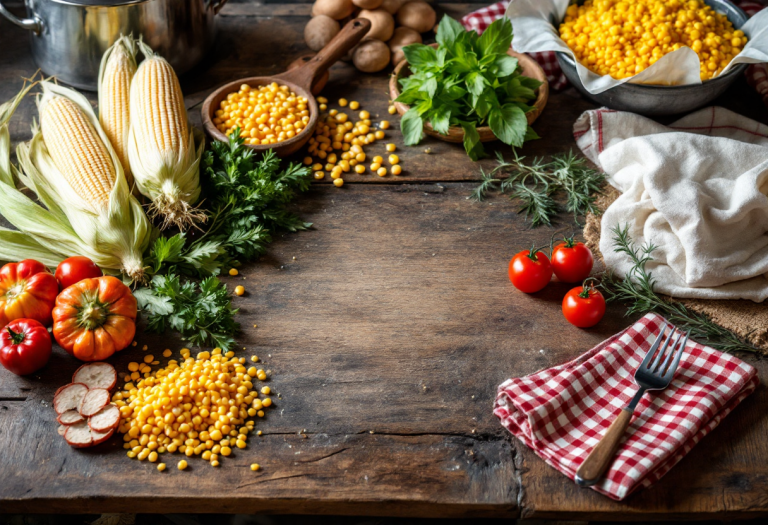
[579,277,599,298]
[6,326,25,345]
[526,243,540,262]
[563,236,577,249]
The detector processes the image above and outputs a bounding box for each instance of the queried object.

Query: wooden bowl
[201,19,370,157]
[388,47,549,144]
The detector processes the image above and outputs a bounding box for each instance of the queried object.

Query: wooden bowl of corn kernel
[555,0,750,116]
[201,18,371,156]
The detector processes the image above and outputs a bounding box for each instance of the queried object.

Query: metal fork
[575,323,690,487]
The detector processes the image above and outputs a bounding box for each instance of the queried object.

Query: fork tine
[660,329,685,374]
[663,330,690,380]
[650,326,675,372]
[641,323,667,369]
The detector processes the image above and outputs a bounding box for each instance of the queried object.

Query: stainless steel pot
[0,0,228,91]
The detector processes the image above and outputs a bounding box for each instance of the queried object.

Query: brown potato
[304,15,341,51]
[312,0,354,20]
[353,39,391,73]
[388,26,422,66]
[396,1,436,33]
[379,0,405,14]
[352,0,383,9]
[358,9,395,41]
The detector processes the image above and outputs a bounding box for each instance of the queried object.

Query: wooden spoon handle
[575,408,633,487]
[277,18,371,92]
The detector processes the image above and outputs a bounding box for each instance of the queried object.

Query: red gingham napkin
[461,1,768,99]
[494,313,759,500]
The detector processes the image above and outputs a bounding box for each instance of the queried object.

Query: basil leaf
[395,87,424,105]
[492,55,518,77]
[415,99,432,116]
[488,104,527,147]
[460,122,485,161]
[429,105,452,135]
[403,44,437,69]
[524,126,540,142]
[466,71,487,96]
[436,15,465,48]
[401,108,424,146]
[478,18,513,57]
[421,77,438,98]
[519,76,543,91]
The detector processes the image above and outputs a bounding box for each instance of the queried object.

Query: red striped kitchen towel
[461,1,768,96]
[494,313,759,500]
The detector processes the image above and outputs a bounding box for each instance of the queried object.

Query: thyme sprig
[601,224,757,354]
[472,150,604,227]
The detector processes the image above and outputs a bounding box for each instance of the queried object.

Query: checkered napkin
[493,313,759,500]
[461,1,767,96]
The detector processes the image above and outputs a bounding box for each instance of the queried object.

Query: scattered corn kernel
[143,355,153,364]
[157,463,166,472]
[388,154,400,165]
[359,110,370,120]
[228,268,239,276]
[250,463,260,471]
[261,386,271,395]
[338,98,348,107]
[380,121,390,130]
[333,178,344,187]
[303,157,312,165]
[314,171,325,180]
[377,167,387,177]
[178,460,188,470]
[235,285,245,296]
[317,96,328,103]
[211,460,220,467]
[355,164,365,174]
[162,349,172,358]
[349,101,360,110]
[392,165,403,176]
[374,130,385,140]
[387,105,397,114]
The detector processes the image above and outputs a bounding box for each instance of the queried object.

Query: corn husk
[128,40,204,230]
[98,35,137,188]
[0,82,152,281]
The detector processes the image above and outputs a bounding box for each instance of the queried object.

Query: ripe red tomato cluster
[0,256,102,376]
[508,238,605,328]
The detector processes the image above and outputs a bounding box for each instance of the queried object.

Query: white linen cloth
[574,107,768,302]
[506,0,768,94]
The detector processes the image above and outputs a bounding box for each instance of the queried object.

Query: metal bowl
[556,0,749,116]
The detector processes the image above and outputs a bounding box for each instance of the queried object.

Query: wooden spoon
[202,18,371,157]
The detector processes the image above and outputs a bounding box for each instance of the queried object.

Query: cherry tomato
[551,237,594,283]
[562,281,606,328]
[0,318,52,376]
[508,246,553,293]
[55,256,102,290]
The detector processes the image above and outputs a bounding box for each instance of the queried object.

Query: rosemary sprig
[472,150,604,227]
[601,224,756,354]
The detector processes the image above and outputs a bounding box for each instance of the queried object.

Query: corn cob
[129,41,203,230]
[98,35,137,186]
[40,96,116,209]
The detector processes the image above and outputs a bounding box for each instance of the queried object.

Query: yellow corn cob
[99,37,136,185]
[40,96,115,208]
[132,56,188,159]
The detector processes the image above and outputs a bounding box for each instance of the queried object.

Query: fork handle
[575,408,633,487]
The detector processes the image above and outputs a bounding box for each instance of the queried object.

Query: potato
[396,1,436,33]
[358,9,395,41]
[353,39,391,73]
[352,0,382,8]
[388,26,422,66]
[312,0,354,20]
[304,15,340,51]
[379,0,405,14]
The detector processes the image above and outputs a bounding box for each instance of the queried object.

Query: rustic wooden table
[1,0,767,520]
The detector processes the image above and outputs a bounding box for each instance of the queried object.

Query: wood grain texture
[1,2,768,519]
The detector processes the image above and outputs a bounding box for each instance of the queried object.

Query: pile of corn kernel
[304,97,402,188]
[212,82,309,145]
[114,347,272,471]
[559,0,748,80]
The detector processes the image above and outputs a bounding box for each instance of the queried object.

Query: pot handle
[211,0,228,15]
[0,1,42,34]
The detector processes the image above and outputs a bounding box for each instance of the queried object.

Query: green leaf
[429,105,452,135]
[477,18,513,57]
[489,104,528,147]
[460,122,485,161]
[466,71,487,96]
[402,44,437,69]
[134,287,174,316]
[524,126,540,142]
[401,108,424,146]
[421,77,438,98]
[519,76,543,91]
[492,55,518,77]
[396,86,425,105]
[436,15,465,48]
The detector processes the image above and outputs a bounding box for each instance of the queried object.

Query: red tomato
[0,259,59,327]
[508,247,553,293]
[562,283,606,328]
[551,238,594,283]
[0,318,52,375]
[55,256,102,290]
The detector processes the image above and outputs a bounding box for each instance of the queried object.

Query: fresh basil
[396,15,541,160]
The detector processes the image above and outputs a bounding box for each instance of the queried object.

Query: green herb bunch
[601,224,756,354]
[397,15,542,160]
[472,150,605,227]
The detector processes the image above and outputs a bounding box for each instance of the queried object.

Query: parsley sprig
[397,16,542,160]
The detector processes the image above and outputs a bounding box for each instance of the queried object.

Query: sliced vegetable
[562,280,605,328]
[55,256,103,291]
[57,409,85,426]
[72,362,117,390]
[90,427,115,446]
[508,246,553,293]
[88,404,120,433]
[0,318,52,376]
[53,383,89,415]
[0,260,59,328]
[57,425,67,436]
[53,276,136,362]
[64,421,93,448]
[78,388,110,417]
